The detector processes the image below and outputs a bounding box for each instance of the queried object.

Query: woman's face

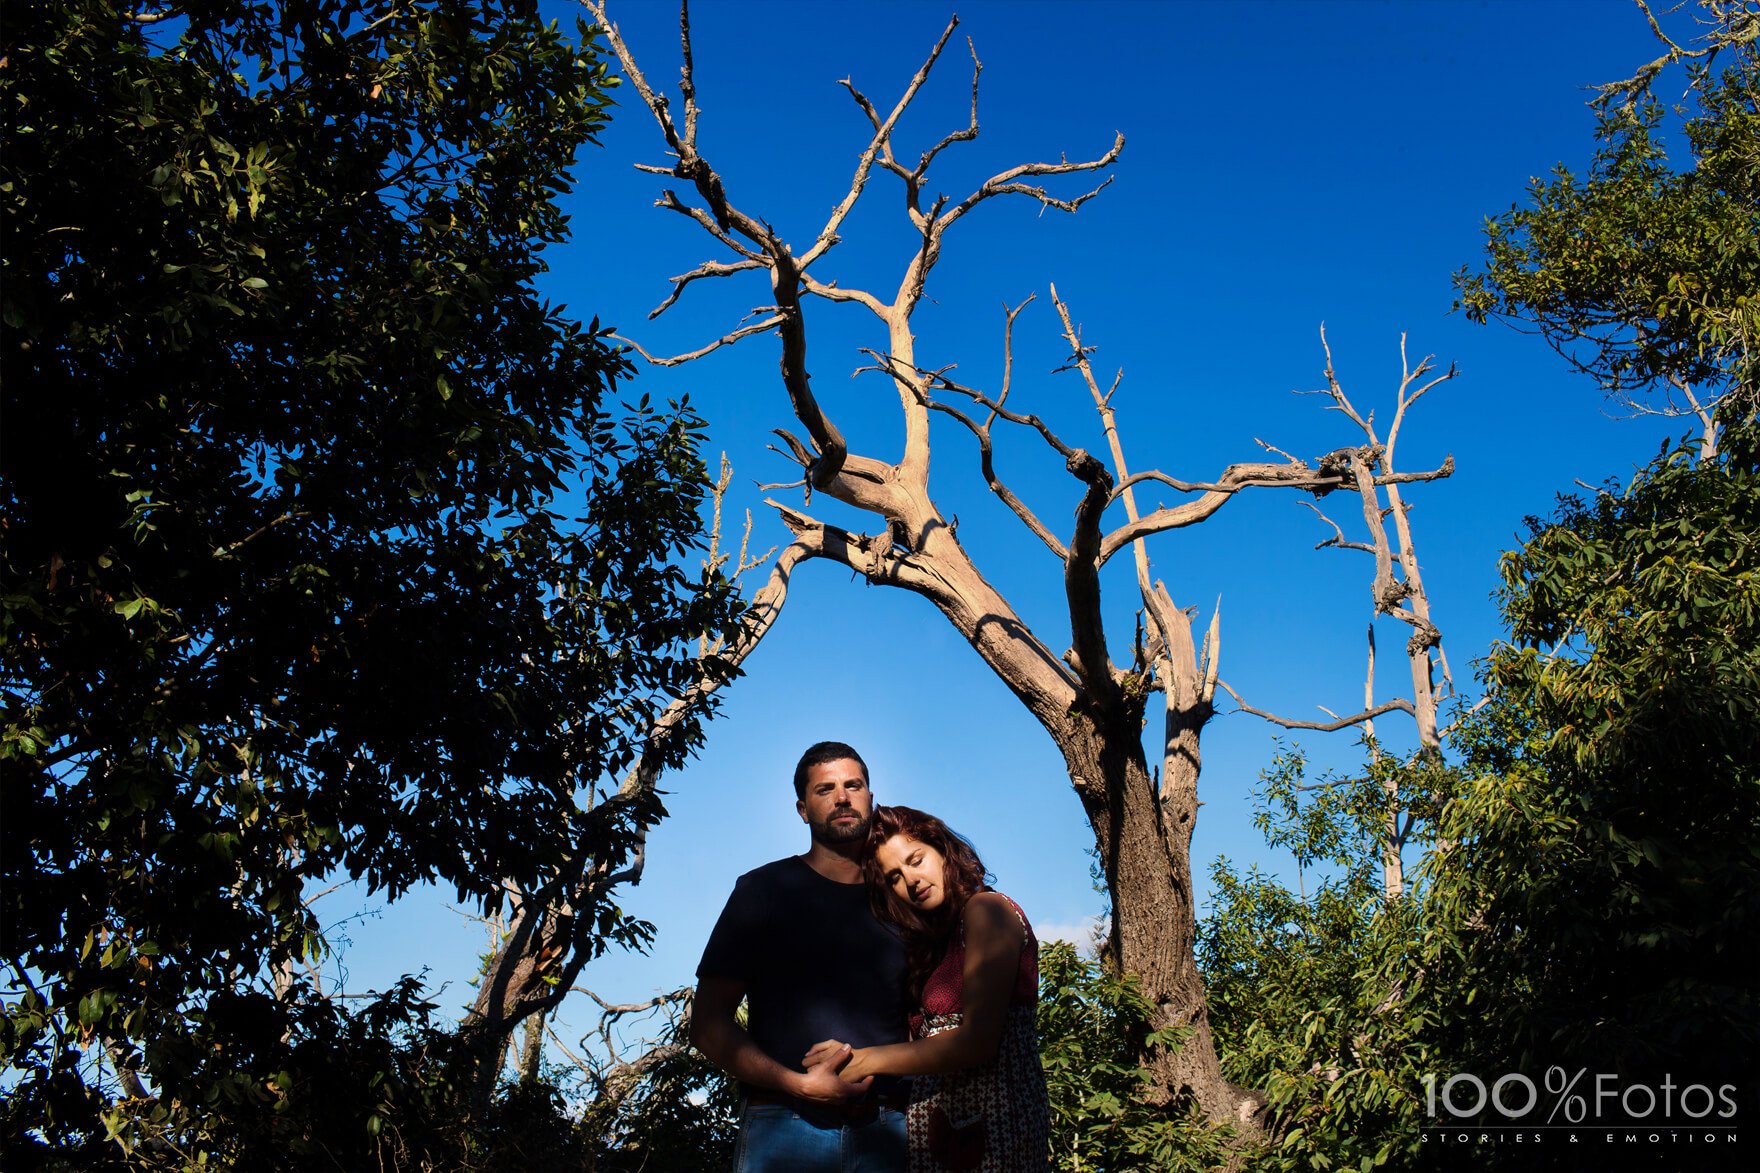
[875,834,948,912]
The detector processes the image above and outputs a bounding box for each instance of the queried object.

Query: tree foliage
[1,0,741,1155]
[1034,941,1235,1171]
[1192,424,1760,1172]
[1454,3,1760,419]
[1429,420,1760,1103]
[1195,746,1451,1172]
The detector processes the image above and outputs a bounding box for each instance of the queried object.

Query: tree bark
[1059,714,1262,1124]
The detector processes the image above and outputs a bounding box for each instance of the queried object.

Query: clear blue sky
[330,0,1696,1062]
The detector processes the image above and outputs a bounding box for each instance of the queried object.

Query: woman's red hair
[863,805,993,1005]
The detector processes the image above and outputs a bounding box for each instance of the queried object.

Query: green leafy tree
[1197,432,1759,1173]
[1,0,741,1157]
[1195,746,1454,1172]
[1424,421,1760,1131]
[1454,1,1760,438]
[1035,941,1233,1171]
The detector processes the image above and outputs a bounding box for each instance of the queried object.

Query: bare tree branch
[912,38,985,184]
[915,390,1069,560]
[769,244,849,491]
[613,314,783,367]
[800,273,891,317]
[870,350,1084,464]
[649,257,766,319]
[1591,0,1760,112]
[677,0,701,149]
[1437,694,1493,743]
[935,135,1126,237]
[588,1,771,249]
[802,16,964,264]
[1098,459,1442,565]
[1301,500,1375,553]
[1063,447,1120,704]
[1218,680,1415,731]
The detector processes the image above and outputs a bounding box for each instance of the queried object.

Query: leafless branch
[590,3,772,251]
[1253,437,1307,465]
[559,985,694,1105]
[653,190,765,259]
[649,257,766,319]
[1063,448,1120,704]
[300,882,344,909]
[916,390,1069,560]
[869,350,1082,463]
[1218,680,1415,732]
[800,273,891,317]
[1108,468,1329,500]
[994,294,1033,423]
[770,245,849,490]
[1374,458,1456,486]
[936,135,1126,236]
[544,1019,594,1076]
[573,985,692,1031]
[1098,459,1439,565]
[1591,0,1760,112]
[677,0,701,149]
[613,314,783,367]
[1301,500,1375,553]
[914,38,984,181]
[804,16,964,262]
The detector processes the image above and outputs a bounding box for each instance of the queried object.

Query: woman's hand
[802,1037,881,1086]
[802,1038,850,1070]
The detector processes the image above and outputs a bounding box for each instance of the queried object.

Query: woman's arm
[822,893,1027,1080]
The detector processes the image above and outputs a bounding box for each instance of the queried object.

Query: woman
[803,805,1049,1172]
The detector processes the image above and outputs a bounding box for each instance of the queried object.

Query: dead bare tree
[1219,331,1460,901]
[463,460,798,1110]
[583,2,1454,1125]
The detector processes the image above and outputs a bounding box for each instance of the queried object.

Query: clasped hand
[802,1038,877,1088]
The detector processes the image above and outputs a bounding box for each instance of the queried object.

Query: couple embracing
[692,741,1050,1172]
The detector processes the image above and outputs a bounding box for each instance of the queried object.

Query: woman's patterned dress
[906,893,1049,1173]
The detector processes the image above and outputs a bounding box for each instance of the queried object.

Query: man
[692,741,909,1171]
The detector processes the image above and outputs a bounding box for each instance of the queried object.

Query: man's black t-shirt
[697,855,909,1097]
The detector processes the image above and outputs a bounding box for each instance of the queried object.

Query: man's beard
[812,809,872,846]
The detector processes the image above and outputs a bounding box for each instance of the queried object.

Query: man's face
[797,757,873,846]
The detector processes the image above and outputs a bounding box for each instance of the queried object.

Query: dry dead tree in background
[1219,332,1460,901]
[584,0,1453,1127]
[463,460,801,1108]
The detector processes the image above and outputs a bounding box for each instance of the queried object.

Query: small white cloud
[1036,915,1108,956]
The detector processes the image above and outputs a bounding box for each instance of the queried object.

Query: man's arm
[691,975,872,1104]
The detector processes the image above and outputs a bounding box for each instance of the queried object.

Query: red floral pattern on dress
[905,893,1049,1173]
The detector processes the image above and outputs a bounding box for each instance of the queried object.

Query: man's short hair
[793,741,868,800]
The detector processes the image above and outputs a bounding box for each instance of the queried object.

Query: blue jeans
[732,1102,907,1173]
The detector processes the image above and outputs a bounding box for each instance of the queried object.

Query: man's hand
[792,1043,871,1103]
